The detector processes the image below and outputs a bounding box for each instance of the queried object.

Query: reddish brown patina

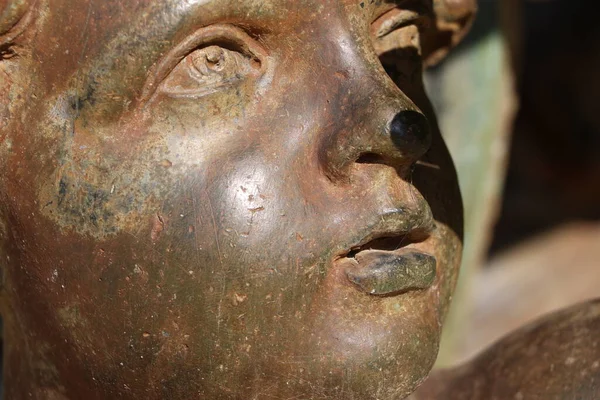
[1,0,598,399]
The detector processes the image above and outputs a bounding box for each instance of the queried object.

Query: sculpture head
[0,0,474,398]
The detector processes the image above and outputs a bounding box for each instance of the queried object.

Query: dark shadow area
[490,0,600,254]
[424,0,600,255]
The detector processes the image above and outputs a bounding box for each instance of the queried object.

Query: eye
[160,45,260,98]
[142,25,267,102]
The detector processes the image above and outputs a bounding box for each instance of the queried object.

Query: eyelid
[140,24,267,103]
[372,6,427,38]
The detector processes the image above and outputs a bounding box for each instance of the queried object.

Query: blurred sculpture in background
[0,0,598,399]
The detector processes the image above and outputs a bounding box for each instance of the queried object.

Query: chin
[270,226,460,399]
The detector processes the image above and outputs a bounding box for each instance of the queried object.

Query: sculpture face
[0,0,464,398]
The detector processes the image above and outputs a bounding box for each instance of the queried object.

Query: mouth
[338,213,437,297]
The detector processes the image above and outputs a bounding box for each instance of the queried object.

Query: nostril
[389,110,431,159]
[322,110,431,181]
[356,152,386,165]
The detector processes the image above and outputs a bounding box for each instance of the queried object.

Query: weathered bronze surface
[0,0,597,399]
[412,300,600,399]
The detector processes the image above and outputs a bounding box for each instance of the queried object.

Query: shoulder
[412,299,600,399]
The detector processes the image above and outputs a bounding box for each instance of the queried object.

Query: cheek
[141,85,258,163]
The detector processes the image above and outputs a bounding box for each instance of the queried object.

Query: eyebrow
[163,0,280,39]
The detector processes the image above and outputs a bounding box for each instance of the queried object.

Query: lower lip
[343,249,436,296]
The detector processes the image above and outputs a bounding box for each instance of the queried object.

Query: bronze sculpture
[0,0,598,399]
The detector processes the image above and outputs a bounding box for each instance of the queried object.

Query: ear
[1,0,31,45]
[421,0,477,66]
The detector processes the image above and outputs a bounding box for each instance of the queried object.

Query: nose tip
[389,110,431,162]
[319,108,433,182]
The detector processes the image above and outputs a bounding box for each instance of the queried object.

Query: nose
[388,111,431,161]
[319,104,432,181]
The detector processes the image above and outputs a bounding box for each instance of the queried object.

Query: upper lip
[336,205,435,260]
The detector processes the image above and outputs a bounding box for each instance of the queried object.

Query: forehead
[42,0,408,36]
